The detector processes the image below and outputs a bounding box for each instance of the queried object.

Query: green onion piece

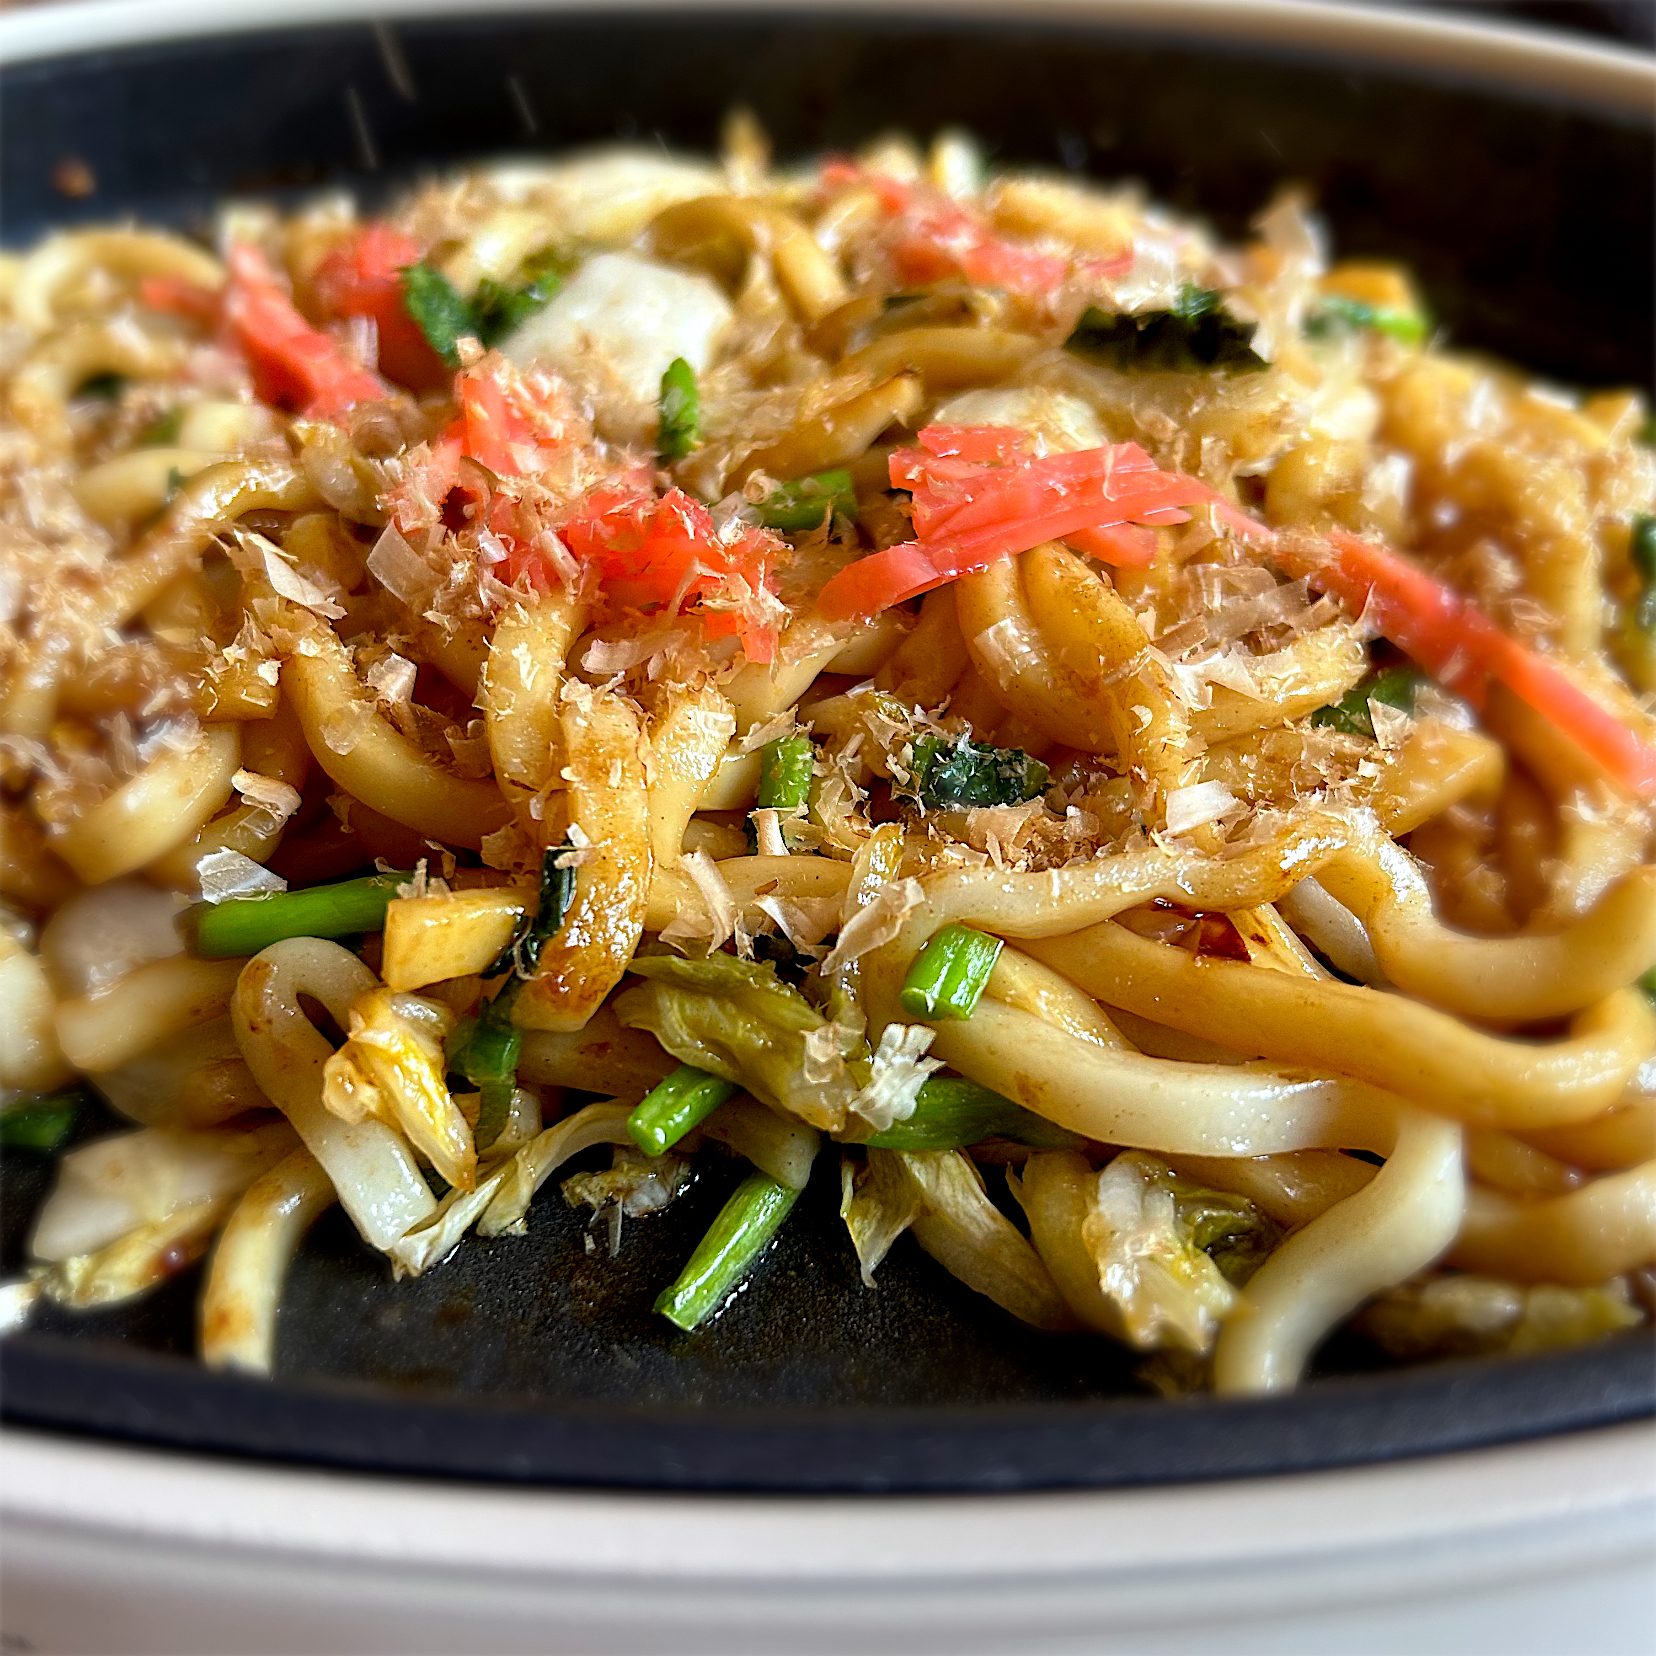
[450,985,523,1152]
[1309,666,1427,741]
[656,357,700,462]
[180,872,414,959]
[1639,966,1656,1005]
[481,843,578,980]
[400,262,480,368]
[76,371,126,400]
[1638,415,1656,449]
[0,1091,83,1153]
[756,735,814,813]
[755,469,858,532]
[900,925,1004,1021]
[1629,515,1656,635]
[864,1077,1082,1151]
[475,248,569,347]
[907,734,1049,807]
[655,1171,801,1331]
[1304,293,1429,348]
[628,1064,737,1156]
[139,407,184,446]
[1065,287,1265,373]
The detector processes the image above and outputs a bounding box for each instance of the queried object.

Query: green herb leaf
[1309,666,1427,741]
[474,247,570,347]
[1305,293,1429,348]
[657,357,700,462]
[1065,286,1266,373]
[0,1091,83,1153]
[400,262,480,368]
[906,734,1049,807]
[755,469,858,532]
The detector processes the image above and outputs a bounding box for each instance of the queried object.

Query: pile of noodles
[2,120,1653,1393]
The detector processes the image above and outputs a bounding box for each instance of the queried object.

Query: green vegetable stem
[657,357,700,462]
[180,872,414,958]
[863,1077,1083,1152]
[628,1065,737,1157]
[900,925,1004,1021]
[655,1170,801,1330]
[755,469,858,532]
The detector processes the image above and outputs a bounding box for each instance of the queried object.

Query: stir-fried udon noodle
[3,122,1655,1394]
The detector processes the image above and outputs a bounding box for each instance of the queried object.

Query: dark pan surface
[2,9,1653,1491]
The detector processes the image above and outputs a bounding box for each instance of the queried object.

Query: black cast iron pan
[2,5,1653,1492]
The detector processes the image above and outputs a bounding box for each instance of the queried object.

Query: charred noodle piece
[183,872,412,959]
[1020,542,1193,812]
[54,725,241,885]
[514,689,651,1032]
[646,687,737,868]
[655,1170,801,1331]
[628,1064,737,1157]
[200,1148,336,1375]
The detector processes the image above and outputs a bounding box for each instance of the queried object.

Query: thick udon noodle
[2,123,1653,1392]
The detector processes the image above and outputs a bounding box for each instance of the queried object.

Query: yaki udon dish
[3,123,1655,1397]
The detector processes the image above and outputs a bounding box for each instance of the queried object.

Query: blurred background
[1401,0,1654,45]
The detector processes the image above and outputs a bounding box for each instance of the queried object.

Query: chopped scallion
[0,1090,83,1153]
[900,924,1003,1021]
[1305,293,1429,348]
[755,469,857,532]
[76,371,126,400]
[180,871,413,958]
[450,992,522,1151]
[655,1171,801,1331]
[657,357,700,462]
[756,735,814,813]
[864,1077,1081,1151]
[481,843,578,980]
[628,1064,737,1157]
